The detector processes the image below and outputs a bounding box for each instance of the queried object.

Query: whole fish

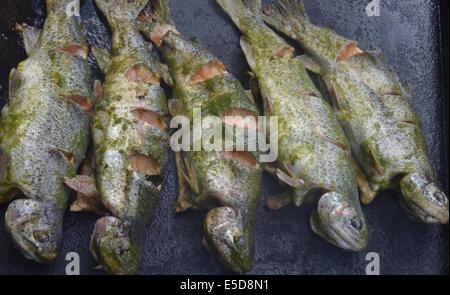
[217,0,368,251]
[263,0,449,224]
[0,0,92,263]
[138,0,262,273]
[65,0,172,275]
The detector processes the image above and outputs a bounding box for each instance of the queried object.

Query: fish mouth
[5,199,61,263]
[399,194,449,224]
[400,173,449,224]
[90,216,141,275]
[204,207,254,273]
[310,192,368,252]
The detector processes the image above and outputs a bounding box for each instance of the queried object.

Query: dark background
[0,0,448,275]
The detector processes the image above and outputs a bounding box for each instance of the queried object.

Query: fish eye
[350,217,363,230]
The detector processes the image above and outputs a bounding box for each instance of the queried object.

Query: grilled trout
[0,0,92,263]
[67,0,171,275]
[218,0,368,251]
[138,0,262,273]
[263,0,448,224]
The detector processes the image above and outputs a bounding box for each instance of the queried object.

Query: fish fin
[297,54,322,74]
[152,61,173,86]
[267,190,292,210]
[48,147,76,165]
[93,80,104,104]
[175,152,195,212]
[245,89,257,106]
[352,158,377,204]
[263,165,278,175]
[95,0,149,22]
[367,48,385,61]
[168,99,183,117]
[8,69,22,101]
[262,0,308,40]
[403,81,413,98]
[14,23,41,55]
[137,0,178,45]
[246,0,262,15]
[217,0,262,33]
[80,146,96,177]
[64,175,105,214]
[240,37,256,71]
[276,168,305,190]
[92,47,111,74]
[189,37,202,46]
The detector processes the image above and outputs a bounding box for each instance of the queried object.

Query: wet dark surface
[0,0,448,275]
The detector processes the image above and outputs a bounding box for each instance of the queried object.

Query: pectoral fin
[92,47,111,74]
[240,37,256,71]
[15,23,41,55]
[175,152,196,212]
[64,175,105,214]
[267,190,292,210]
[297,55,322,74]
[352,158,377,204]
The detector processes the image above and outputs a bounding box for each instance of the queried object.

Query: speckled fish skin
[90,0,171,275]
[217,0,368,251]
[0,0,92,263]
[263,0,448,224]
[138,0,262,273]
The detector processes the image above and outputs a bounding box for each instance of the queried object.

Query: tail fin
[94,0,149,22]
[216,0,262,35]
[262,0,308,39]
[46,0,82,15]
[137,0,179,46]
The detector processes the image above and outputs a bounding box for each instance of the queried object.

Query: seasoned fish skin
[90,0,171,275]
[217,0,368,251]
[0,0,92,263]
[139,0,262,273]
[263,0,448,224]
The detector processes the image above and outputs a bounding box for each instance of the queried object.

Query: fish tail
[216,0,262,36]
[94,0,149,22]
[262,0,308,39]
[46,0,78,9]
[137,0,179,46]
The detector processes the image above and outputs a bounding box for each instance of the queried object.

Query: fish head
[400,173,449,224]
[311,191,368,251]
[204,206,253,273]
[5,199,61,263]
[90,216,141,275]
